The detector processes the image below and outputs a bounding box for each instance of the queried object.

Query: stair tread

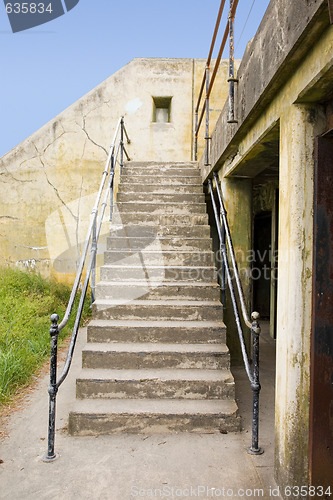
[120,183,203,187]
[110,227,210,233]
[70,398,238,415]
[88,319,225,328]
[112,218,210,224]
[117,200,205,204]
[125,161,198,166]
[101,264,216,269]
[94,299,222,306]
[83,342,228,353]
[96,281,219,287]
[112,223,210,227]
[122,175,200,179]
[108,236,211,240]
[105,249,213,254]
[77,368,234,382]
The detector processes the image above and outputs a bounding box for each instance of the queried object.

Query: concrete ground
[0,322,280,500]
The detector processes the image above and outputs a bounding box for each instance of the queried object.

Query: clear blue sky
[0,0,271,157]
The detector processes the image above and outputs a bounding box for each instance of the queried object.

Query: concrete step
[100,264,217,282]
[68,399,240,435]
[117,192,205,203]
[122,169,201,180]
[82,343,229,370]
[119,175,203,186]
[116,201,207,215]
[123,163,200,177]
[92,299,223,321]
[125,161,199,169]
[69,158,238,438]
[76,368,235,400]
[110,219,210,234]
[107,235,213,251]
[87,319,226,344]
[103,250,215,267]
[118,183,203,194]
[95,281,221,302]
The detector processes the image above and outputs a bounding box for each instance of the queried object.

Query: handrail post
[205,65,210,166]
[90,213,97,306]
[228,0,238,124]
[220,212,227,308]
[194,111,198,161]
[248,311,264,455]
[120,117,124,174]
[43,314,60,462]
[110,153,115,222]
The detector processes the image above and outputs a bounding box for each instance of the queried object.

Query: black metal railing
[42,116,130,462]
[208,172,263,455]
[194,0,239,165]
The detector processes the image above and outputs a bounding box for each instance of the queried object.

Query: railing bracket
[247,446,264,456]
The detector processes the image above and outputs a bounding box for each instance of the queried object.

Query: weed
[0,266,91,405]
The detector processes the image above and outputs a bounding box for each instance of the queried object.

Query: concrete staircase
[68,162,240,435]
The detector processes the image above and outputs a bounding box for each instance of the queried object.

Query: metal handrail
[208,173,263,455]
[43,116,131,462]
[213,172,251,328]
[194,0,239,163]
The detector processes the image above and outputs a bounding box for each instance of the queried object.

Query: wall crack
[40,157,78,222]
[0,164,33,183]
[81,115,108,156]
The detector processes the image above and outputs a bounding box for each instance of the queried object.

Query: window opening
[152,97,172,123]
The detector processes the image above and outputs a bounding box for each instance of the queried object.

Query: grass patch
[0,266,91,406]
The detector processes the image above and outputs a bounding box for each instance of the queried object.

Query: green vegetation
[0,266,91,405]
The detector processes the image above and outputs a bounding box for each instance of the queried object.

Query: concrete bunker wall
[0,57,231,282]
[198,0,333,492]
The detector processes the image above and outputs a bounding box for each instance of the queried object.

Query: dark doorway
[309,130,333,490]
[253,212,272,319]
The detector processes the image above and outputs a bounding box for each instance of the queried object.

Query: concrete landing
[0,323,281,499]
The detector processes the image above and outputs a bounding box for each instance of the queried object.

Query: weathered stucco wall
[198,0,333,493]
[0,57,230,282]
[276,103,326,490]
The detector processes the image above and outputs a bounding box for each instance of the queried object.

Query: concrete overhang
[224,122,280,179]
[296,59,333,103]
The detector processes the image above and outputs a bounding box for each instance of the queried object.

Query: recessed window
[152,96,172,123]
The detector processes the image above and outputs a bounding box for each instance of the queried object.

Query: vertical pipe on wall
[205,65,210,166]
[228,0,238,124]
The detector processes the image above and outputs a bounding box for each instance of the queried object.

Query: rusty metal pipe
[195,0,239,152]
[208,0,239,100]
[329,0,333,24]
[195,0,226,114]
[207,0,227,66]
[194,111,198,161]
[205,65,210,165]
[228,0,238,123]
[196,100,206,137]
[196,73,206,114]
[208,22,229,100]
